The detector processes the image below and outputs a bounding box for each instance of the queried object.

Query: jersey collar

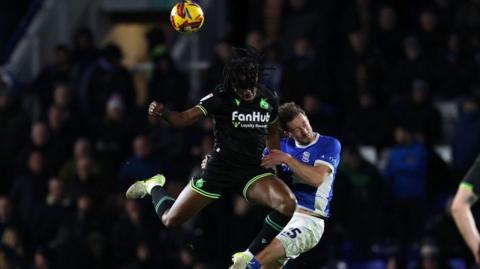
[294,132,320,149]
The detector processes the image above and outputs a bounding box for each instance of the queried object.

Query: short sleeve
[461,155,480,195]
[312,138,341,173]
[197,93,222,116]
[268,90,279,124]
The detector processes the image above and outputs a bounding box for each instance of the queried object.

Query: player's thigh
[246,175,295,209]
[275,213,325,263]
[164,184,216,223]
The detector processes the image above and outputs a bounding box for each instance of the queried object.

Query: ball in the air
[170,1,204,34]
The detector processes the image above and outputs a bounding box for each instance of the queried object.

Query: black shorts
[190,151,274,200]
[461,155,480,195]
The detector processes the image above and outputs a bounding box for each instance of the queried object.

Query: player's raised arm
[148,101,205,128]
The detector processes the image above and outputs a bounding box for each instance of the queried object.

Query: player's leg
[244,175,296,254]
[255,238,285,269]
[240,213,325,269]
[126,174,217,228]
[158,184,215,227]
[246,175,296,215]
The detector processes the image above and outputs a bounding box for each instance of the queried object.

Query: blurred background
[1,0,480,268]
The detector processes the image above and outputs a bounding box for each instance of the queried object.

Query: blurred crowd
[1,0,480,268]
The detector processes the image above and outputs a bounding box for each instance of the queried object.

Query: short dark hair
[279,102,305,131]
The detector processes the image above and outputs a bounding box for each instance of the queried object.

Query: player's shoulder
[281,136,295,148]
[316,134,341,152]
[257,84,278,100]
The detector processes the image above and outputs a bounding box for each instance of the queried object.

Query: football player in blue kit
[230,102,341,269]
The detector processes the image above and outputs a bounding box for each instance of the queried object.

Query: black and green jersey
[197,85,279,164]
[461,155,480,195]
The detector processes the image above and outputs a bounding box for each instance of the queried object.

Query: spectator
[17,122,55,173]
[339,148,385,246]
[112,200,155,266]
[0,227,26,269]
[118,135,163,191]
[70,156,107,206]
[147,50,187,110]
[389,36,432,99]
[11,151,49,223]
[434,33,472,99]
[282,0,318,56]
[0,87,29,191]
[451,97,480,179]
[343,91,391,148]
[341,0,377,35]
[31,248,53,269]
[31,178,70,247]
[245,30,264,51]
[394,80,442,145]
[373,6,404,69]
[71,27,100,81]
[417,10,443,61]
[91,95,134,168]
[121,242,161,269]
[80,43,136,116]
[283,38,321,103]
[58,137,108,192]
[46,105,77,170]
[30,44,73,108]
[51,82,83,128]
[339,31,386,104]
[384,126,428,246]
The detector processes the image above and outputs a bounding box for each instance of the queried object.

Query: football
[170,1,204,34]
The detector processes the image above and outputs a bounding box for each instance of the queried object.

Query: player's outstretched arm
[149,101,204,128]
[261,149,330,187]
[451,185,480,264]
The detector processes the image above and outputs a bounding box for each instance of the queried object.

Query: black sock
[248,210,292,255]
[151,186,175,218]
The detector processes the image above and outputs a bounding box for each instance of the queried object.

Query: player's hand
[149,101,164,117]
[201,154,210,170]
[261,149,290,168]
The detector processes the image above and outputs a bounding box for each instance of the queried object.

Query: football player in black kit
[126,47,296,250]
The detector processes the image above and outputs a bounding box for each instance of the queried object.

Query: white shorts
[276,212,325,264]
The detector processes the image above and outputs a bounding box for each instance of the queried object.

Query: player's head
[279,102,315,145]
[223,46,261,101]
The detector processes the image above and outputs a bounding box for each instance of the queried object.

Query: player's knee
[276,194,296,216]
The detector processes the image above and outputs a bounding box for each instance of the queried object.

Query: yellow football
[170,1,205,34]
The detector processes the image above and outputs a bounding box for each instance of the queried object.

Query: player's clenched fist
[149,101,164,117]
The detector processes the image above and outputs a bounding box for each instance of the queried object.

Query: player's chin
[241,90,255,101]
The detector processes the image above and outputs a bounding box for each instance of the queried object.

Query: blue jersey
[280,133,341,217]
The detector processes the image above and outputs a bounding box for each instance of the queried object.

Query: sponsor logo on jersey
[260,98,270,110]
[231,111,270,128]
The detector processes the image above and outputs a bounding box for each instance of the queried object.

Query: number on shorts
[283,227,302,238]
